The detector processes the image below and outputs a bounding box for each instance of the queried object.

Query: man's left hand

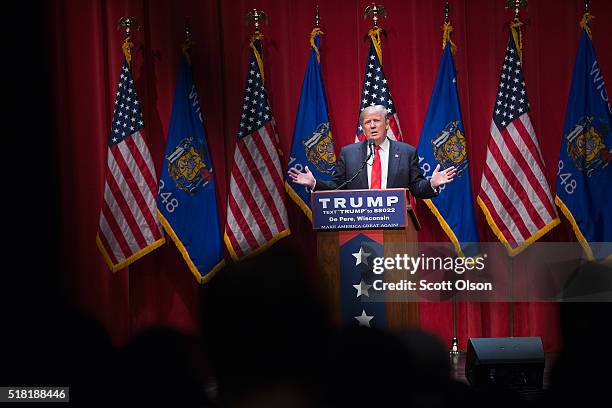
[430,164,457,188]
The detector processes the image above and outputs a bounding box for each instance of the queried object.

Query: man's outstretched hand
[288,166,316,189]
[430,164,456,188]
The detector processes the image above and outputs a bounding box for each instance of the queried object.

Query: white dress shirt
[367,137,390,189]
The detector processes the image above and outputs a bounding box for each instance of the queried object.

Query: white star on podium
[353,280,372,298]
[352,247,371,266]
[354,310,374,327]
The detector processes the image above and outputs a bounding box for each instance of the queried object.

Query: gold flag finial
[311,7,324,63]
[442,1,456,54]
[116,17,140,66]
[184,19,192,44]
[182,19,195,62]
[364,4,387,30]
[246,9,268,36]
[505,0,527,20]
[444,1,450,24]
[505,0,527,64]
[364,4,386,64]
[581,0,593,39]
[246,10,268,83]
[116,16,140,39]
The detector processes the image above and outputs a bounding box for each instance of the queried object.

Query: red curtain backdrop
[47,0,612,350]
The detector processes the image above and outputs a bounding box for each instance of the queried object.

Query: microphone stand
[334,141,375,190]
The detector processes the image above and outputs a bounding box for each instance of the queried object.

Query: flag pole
[116,15,140,338]
[504,0,527,338]
[442,0,460,357]
[509,257,515,337]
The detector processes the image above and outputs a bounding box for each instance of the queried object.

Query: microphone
[367,140,375,158]
[334,140,375,190]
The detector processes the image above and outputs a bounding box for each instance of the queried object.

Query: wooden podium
[312,189,421,330]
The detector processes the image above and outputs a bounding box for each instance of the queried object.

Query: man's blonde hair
[359,104,389,125]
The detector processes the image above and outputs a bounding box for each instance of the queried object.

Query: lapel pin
[394,154,399,158]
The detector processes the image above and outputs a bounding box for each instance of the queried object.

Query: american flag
[477,34,559,256]
[224,39,290,260]
[96,59,165,271]
[355,31,403,142]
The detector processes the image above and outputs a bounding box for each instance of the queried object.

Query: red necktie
[371,145,381,189]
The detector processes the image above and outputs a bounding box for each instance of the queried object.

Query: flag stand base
[450,337,459,355]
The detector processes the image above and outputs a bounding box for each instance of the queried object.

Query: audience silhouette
[11,252,610,407]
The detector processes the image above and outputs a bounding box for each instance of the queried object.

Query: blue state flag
[286,28,336,220]
[555,23,612,261]
[417,43,479,256]
[157,52,225,282]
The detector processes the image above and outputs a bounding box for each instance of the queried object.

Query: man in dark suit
[288,105,456,197]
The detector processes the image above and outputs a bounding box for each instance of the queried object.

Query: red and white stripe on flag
[225,39,290,260]
[97,59,164,271]
[224,122,290,260]
[97,130,165,271]
[477,113,559,256]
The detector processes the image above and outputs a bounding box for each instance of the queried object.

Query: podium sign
[313,188,419,330]
[311,189,407,230]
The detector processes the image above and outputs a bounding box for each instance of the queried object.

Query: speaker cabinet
[465,337,544,389]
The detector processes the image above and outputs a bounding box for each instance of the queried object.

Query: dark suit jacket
[314,139,437,199]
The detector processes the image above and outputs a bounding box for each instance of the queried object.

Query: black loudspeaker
[465,337,545,389]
